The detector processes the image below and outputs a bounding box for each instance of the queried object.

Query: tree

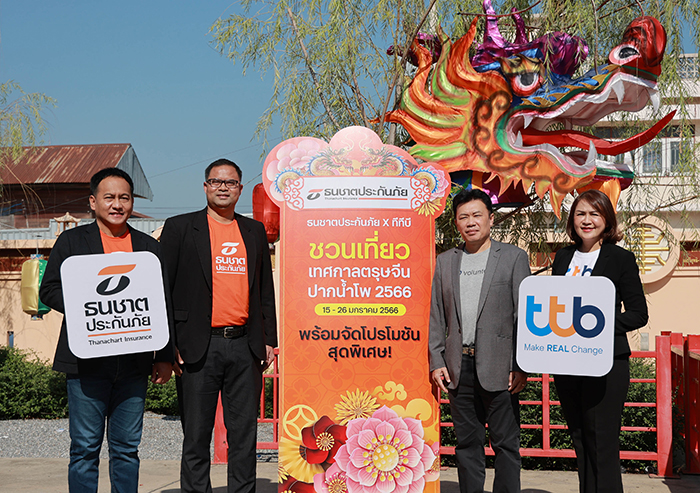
[0,81,55,163]
[211,1,700,255]
[210,0,454,144]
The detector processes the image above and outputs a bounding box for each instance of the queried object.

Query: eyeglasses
[205,178,240,189]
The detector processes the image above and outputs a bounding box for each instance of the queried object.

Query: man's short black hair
[90,168,134,196]
[205,159,243,181]
[452,188,494,217]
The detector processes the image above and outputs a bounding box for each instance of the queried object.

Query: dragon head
[386,1,673,215]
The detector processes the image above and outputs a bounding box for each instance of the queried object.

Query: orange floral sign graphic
[263,127,449,493]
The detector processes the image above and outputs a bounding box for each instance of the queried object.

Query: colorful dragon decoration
[385,0,674,214]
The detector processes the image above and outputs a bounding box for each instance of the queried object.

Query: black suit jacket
[159,209,277,364]
[551,243,648,357]
[39,221,174,374]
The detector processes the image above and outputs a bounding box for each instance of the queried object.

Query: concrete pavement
[1,458,699,493]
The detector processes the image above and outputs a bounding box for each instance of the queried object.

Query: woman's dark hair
[566,189,623,246]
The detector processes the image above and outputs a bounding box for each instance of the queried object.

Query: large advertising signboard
[263,127,450,493]
[61,251,170,358]
[516,276,615,376]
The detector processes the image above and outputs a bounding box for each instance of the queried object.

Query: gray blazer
[429,240,530,392]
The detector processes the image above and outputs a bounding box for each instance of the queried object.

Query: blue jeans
[66,364,148,493]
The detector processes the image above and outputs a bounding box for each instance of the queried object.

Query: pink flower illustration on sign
[423,442,440,483]
[314,463,348,493]
[334,406,436,493]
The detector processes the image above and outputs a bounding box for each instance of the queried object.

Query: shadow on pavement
[161,476,277,493]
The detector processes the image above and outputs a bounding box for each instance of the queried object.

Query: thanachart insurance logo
[221,242,239,255]
[216,241,246,274]
[293,177,416,210]
[61,251,169,359]
[95,264,135,296]
[517,276,615,376]
[307,189,323,200]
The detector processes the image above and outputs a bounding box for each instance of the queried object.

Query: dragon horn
[482,0,506,48]
[511,7,528,45]
[464,17,479,50]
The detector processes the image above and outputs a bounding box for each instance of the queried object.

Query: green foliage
[518,376,577,470]
[263,375,275,419]
[620,358,658,473]
[211,0,496,146]
[434,185,462,254]
[144,372,276,418]
[145,378,180,416]
[0,81,56,163]
[0,346,67,419]
[0,348,274,420]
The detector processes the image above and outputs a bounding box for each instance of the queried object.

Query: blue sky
[1,0,279,217]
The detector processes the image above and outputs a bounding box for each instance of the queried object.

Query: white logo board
[61,251,169,358]
[517,276,615,376]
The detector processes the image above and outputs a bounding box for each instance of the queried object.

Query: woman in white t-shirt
[551,189,648,493]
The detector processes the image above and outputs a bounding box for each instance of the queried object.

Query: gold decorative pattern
[625,216,680,284]
[637,224,671,274]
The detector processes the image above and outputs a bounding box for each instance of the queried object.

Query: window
[637,126,688,175]
[593,125,694,176]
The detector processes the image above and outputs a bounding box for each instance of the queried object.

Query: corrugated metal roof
[0,144,153,200]
[0,218,167,241]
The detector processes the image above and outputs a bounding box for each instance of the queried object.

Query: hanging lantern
[252,182,280,243]
[21,255,51,318]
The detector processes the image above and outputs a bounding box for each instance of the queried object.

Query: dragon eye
[609,44,641,66]
[511,72,543,97]
[619,47,639,59]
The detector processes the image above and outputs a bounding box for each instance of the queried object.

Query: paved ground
[1,458,699,493]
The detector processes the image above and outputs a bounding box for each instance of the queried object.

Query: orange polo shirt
[208,216,249,327]
[100,230,133,253]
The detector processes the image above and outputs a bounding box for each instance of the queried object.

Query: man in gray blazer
[429,189,530,493]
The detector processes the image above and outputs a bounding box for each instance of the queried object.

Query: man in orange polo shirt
[160,159,277,493]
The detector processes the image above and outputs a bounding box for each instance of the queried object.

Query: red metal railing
[678,334,700,474]
[437,349,663,464]
[213,334,700,477]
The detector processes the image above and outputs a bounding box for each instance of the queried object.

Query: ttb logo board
[61,251,170,358]
[517,276,615,376]
[264,127,450,493]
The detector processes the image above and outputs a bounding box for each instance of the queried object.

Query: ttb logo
[96,264,135,296]
[525,295,605,338]
[517,276,615,376]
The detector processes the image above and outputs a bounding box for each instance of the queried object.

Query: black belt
[462,345,475,357]
[211,325,247,339]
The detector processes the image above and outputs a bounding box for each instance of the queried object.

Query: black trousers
[554,358,630,493]
[448,353,521,493]
[177,336,262,493]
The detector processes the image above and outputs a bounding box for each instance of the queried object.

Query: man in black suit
[160,158,277,493]
[40,168,173,492]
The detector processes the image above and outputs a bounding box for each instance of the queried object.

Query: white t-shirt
[565,249,600,277]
